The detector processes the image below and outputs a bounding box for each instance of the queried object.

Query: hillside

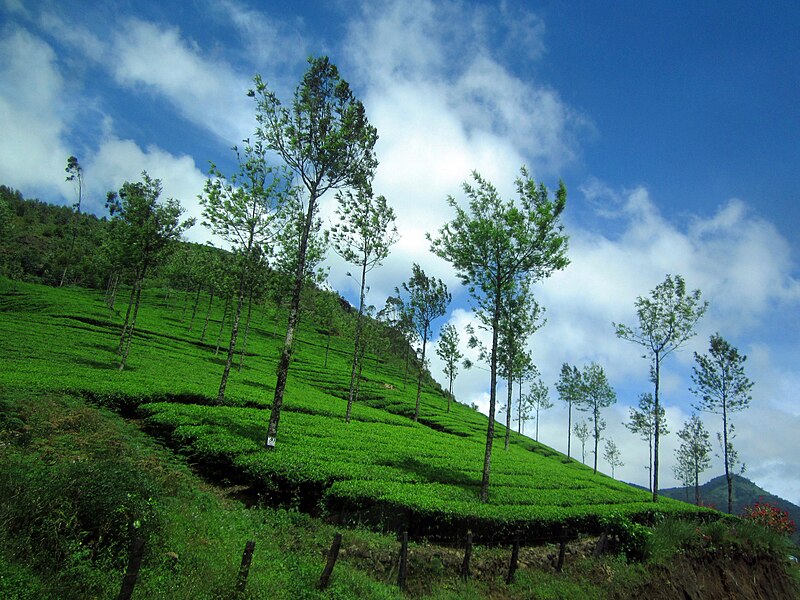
[2,279,799,598]
[660,475,800,545]
[0,279,708,540]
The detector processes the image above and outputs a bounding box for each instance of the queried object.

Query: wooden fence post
[117,537,145,600]
[506,534,520,584]
[397,530,408,591]
[236,540,256,594]
[556,529,568,573]
[593,532,608,558]
[317,532,342,590]
[460,530,473,580]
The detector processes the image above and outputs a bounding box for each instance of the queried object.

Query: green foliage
[614,273,708,501]
[599,512,653,562]
[430,168,569,501]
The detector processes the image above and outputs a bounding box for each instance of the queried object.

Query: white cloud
[88,135,208,242]
[106,18,253,144]
[0,27,73,198]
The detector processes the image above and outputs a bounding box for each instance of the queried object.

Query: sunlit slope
[0,279,710,540]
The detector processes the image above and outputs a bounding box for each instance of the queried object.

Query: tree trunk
[217,273,247,404]
[447,375,453,413]
[108,273,120,310]
[648,431,654,493]
[238,287,254,372]
[694,466,701,506]
[346,262,368,423]
[480,297,501,503]
[566,399,572,459]
[188,285,201,331]
[118,277,138,354]
[201,285,215,342]
[215,296,230,355]
[652,356,661,502]
[414,326,429,423]
[504,372,512,450]
[119,277,143,370]
[517,378,523,433]
[267,189,317,449]
[723,405,732,513]
[592,412,599,474]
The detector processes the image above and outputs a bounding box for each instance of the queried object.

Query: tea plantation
[0,278,711,545]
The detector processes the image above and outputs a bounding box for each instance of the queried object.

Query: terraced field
[0,279,712,543]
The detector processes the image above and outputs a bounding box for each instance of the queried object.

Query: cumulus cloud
[88,135,208,242]
[0,27,73,198]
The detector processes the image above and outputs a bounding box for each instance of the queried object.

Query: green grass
[1,278,798,598]
[0,277,713,543]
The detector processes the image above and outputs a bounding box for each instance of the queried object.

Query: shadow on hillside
[383,456,479,488]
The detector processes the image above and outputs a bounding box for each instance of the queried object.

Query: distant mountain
[659,474,800,544]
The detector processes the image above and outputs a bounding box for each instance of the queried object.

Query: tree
[435,323,462,412]
[603,439,624,479]
[573,420,590,464]
[379,295,417,388]
[331,188,398,422]
[59,156,83,287]
[674,414,712,506]
[521,377,552,442]
[498,281,545,449]
[556,363,582,459]
[252,56,378,449]
[397,264,450,422]
[106,172,194,369]
[201,141,290,403]
[624,392,668,493]
[576,362,617,474]
[691,333,753,513]
[429,167,569,502]
[614,274,707,501]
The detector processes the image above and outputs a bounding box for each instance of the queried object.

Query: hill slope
[0,279,711,543]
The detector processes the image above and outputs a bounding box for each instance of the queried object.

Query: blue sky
[2,0,799,503]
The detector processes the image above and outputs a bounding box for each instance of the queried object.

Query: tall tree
[523,377,552,442]
[435,322,463,412]
[614,274,707,501]
[674,414,712,506]
[603,439,624,479]
[573,420,590,464]
[623,392,668,493]
[576,362,617,474]
[331,188,398,422]
[498,281,545,450]
[691,333,753,513]
[398,264,450,422]
[106,172,194,369]
[252,56,378,449]
[429,167,569,502]
[59,156,83,287]
[201,142,290,403]
[555,363,582,459]
[379,295,417,388]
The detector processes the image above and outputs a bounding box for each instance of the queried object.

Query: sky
[2,0,799,504]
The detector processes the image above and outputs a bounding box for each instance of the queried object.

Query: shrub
[742,500,795,536]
